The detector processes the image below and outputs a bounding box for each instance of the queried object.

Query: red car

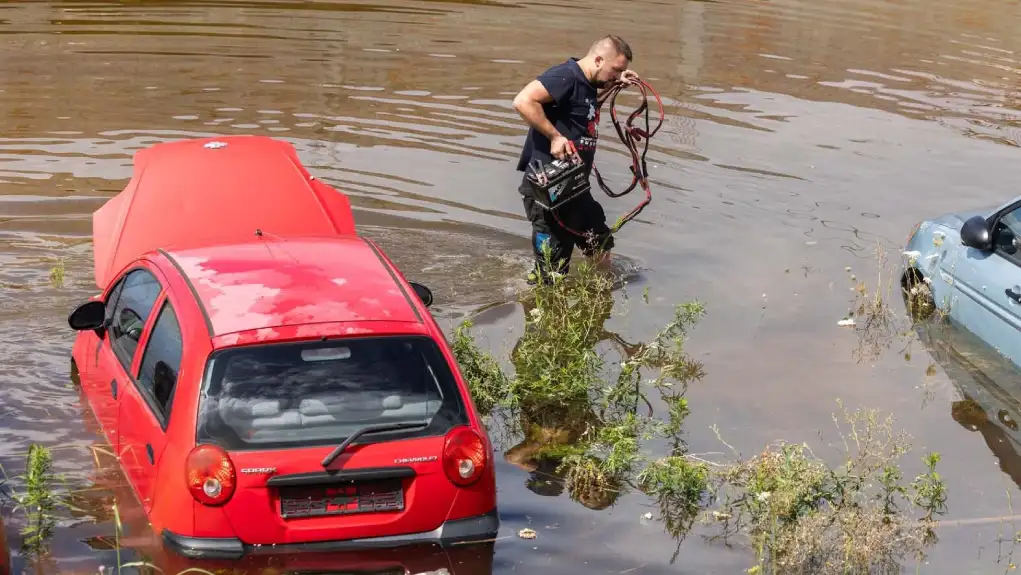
[65,135,498,559]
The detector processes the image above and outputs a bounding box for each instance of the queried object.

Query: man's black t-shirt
[516,58,600,175]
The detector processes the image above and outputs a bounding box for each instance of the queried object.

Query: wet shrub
[450,318,510,418]
[452,247,948,572]
[0,444,62,562]
[20,444,58,555]
[704,402,948,574]
[452,246,711,545]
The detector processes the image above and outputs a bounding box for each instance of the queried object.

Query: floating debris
[518,528,536,539]
[837,318,856,327]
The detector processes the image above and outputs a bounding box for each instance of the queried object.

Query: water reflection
[468,260,704,564]
[500,287,632,511]
[914,318,1021,491]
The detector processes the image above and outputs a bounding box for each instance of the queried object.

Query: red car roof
[92,135,357,289]
[163,236,423,338]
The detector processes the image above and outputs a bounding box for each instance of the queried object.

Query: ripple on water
[5,0,1021,571]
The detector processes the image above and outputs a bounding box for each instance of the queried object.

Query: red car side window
[104,278,126,323]
[136,300,183,424]
[94,277,126,365]
[108,269,163,374]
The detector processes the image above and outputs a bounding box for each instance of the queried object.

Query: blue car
[902,195,1021,369]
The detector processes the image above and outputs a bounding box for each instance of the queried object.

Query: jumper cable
[551,74,666,243]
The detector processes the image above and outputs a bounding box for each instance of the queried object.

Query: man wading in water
[512,35,638,285]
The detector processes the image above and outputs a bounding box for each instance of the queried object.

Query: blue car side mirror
[961,215,992,251]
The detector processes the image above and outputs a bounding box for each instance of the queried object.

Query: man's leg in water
[519,177,573,284]
[565,191,615,273]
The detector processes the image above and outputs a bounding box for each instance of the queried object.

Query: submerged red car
[66,135,498,559]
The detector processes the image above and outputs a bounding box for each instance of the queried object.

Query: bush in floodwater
[704,401,948,575]
[452,245,712,550]
[19,444,58,555]
[0,444,62,561]
[452,246,950,571]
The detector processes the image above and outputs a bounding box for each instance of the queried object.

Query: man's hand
[550,135,574,160]
[620,69,639,86]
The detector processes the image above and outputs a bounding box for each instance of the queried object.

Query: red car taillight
[185,444,237,506]
[442,426,487,487]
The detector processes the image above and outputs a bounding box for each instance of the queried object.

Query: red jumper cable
[552,75,666,241]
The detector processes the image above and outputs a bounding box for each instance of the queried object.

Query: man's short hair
[591,35,633,61]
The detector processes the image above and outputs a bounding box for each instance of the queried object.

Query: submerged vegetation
[705,404,948,574]
[453,247,711,539]
[0,443,78,570]
[453,246,951,572]
[846,240,957,367]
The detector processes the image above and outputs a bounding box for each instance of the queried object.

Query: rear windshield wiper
[321,421,431,468]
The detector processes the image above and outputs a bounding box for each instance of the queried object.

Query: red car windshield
[195,335,469,451]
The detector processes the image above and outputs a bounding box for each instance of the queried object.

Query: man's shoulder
[537,59,590,102]
[538,59,583,82]
[540,58,575,73]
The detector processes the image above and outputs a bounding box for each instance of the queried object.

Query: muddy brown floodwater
[5,0,1021,572]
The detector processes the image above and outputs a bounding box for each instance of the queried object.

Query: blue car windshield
[195,335,469,451]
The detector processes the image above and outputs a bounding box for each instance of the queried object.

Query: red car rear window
[196,335,469,451]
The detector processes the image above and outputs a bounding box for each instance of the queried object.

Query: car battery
[525,156,591,211]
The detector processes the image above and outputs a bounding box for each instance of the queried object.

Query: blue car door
[948,201,1021,369]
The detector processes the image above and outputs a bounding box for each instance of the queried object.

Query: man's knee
[573,197,614,256]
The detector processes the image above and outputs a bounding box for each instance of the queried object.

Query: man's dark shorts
[519,175,614,282]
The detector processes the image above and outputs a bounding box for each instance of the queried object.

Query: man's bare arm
[512,80,561,142]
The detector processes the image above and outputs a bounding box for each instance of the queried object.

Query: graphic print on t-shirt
[577,97,599,154]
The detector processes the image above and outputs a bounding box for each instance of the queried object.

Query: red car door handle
[110,379,118,399]
[146,444,154,465]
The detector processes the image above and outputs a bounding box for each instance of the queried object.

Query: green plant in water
[20,444,57,557]
[638,453,713,563]
[704,401,948,575]
[0,444,99,571]
[49,258,66,289]
[0,444,62,565]
[453,244,712,552]
[451,319,510,419]
[452,246,948,571]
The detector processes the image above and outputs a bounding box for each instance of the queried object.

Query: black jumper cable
[524,75,666,244]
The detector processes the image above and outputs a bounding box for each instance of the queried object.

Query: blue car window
[1001,209,1021,235]
[994,206,1021,264]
